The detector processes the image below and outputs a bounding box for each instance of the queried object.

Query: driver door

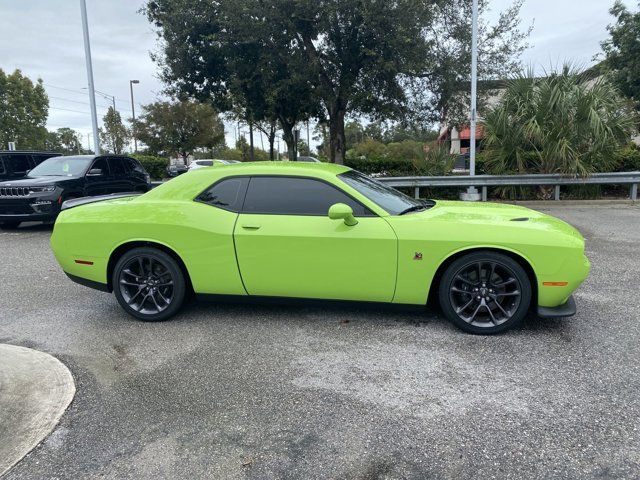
[233,176,397,302]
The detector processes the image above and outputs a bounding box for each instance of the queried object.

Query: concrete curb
[0,344,75,477]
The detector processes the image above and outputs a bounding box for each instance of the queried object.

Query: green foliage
[130,154,169,180]
[613,143,640,171]
[0,69,48,149]
[45,127,83,154]
[344,156,417,177]
[601,1,640,112]
[346,141,453,176]
[133,100,225,160]
[482,67,636,177]
[100,107,130,154]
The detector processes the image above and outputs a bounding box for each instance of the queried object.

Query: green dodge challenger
[50,162,590,334]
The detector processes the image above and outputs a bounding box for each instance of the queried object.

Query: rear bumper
[537,295,576,318]
[65,272,111,293]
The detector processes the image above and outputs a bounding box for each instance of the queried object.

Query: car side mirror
[86,168,103,177]
[328,203,358,226]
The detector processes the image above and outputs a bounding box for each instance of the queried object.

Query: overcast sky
[0,0,635,151]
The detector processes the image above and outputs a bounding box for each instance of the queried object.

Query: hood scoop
[510,217,530,222]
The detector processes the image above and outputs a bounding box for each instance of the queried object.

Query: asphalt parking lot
[1,203,639,479]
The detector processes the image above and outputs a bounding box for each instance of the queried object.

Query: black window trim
[194,175,250,213]
[195,174,378,217]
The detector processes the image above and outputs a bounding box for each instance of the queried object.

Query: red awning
[459,125,485,140]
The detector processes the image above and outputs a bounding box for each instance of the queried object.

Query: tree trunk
[328,106,346,164]
[268,131,276,160]
[280,120,296,161]
[249,122,255,161]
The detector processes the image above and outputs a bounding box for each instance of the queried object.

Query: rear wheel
[112,247,186,321]
[438,251,532,334]
[0,221,20,229]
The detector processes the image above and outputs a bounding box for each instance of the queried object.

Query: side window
[90,157,109,175]
[108,157,127,175]
[197,177,249,212]
[125,158,145,173]
[7,155,31,175]
[242,176,372,216]
[0,158,6,175]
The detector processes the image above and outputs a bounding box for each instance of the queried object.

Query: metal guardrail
[377,171,640,201]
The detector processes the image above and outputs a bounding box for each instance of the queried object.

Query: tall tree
[283,0,435,164]
[601,1,640,113]
[100,107,130,154]
[0,69,48,149]
[133,100,225,161]
[406,0,531,128]
[144,0,319,160]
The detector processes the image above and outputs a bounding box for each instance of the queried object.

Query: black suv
[0,151,61,181]
[0,155,150,228]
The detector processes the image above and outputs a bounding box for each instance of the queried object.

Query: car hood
[0,176,74,186]
[401,200,584,244]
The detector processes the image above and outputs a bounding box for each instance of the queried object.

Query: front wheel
[438,251,532,334]
[113,247,186,321]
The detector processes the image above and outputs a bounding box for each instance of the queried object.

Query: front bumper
[0,193,61,222]
[537,295,576,318]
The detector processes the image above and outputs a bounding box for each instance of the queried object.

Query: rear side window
[197,177,249,212]
[0,159,5,175]
[242,176,372,216]
[124,158,145,173]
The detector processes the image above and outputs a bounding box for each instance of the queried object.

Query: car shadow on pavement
[178,298,571,336]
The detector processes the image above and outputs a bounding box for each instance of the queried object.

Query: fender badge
[413,252,423,260]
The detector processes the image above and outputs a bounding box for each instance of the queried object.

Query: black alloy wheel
[113,247,186,321]
[439,251,531,334]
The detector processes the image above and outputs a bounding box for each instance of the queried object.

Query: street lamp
[461,0,481,201]
[80,0,100,155]
[130,80,140,152]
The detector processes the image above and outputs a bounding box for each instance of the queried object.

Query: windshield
[338,170,431,215]
[29,156,93,177]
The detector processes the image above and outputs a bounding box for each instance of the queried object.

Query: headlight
[29,185,56,193]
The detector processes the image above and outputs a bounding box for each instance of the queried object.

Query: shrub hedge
[131,154,170,180]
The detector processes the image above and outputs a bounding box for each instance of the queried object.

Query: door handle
[241,224,261,230]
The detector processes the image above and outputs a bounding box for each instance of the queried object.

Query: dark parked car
[0,151,61,181]
[166,163,188,177]
[0,155,150,228]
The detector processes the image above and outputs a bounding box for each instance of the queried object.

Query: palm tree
[482,66,636,180]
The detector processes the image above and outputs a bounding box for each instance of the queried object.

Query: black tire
[438,251,532,334]
[0,221,20,229]
[112,247,186,321]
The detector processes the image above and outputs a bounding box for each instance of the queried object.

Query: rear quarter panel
[51,198,246,295]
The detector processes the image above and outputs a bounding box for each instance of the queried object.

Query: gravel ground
[0,204,638,479]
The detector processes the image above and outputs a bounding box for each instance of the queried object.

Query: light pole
[130,80,140,152]
[461,0,481,201]
[80,0,100,155]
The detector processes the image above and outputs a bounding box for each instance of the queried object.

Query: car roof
[144,161,352,201]
[0,150,61,155]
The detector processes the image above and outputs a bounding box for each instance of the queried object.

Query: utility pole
[130,80,140,152]
[461,0,481,201]
[80,0,100,155]
[306,121,310,156]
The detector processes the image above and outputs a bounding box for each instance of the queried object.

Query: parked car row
[0,152,150,229]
